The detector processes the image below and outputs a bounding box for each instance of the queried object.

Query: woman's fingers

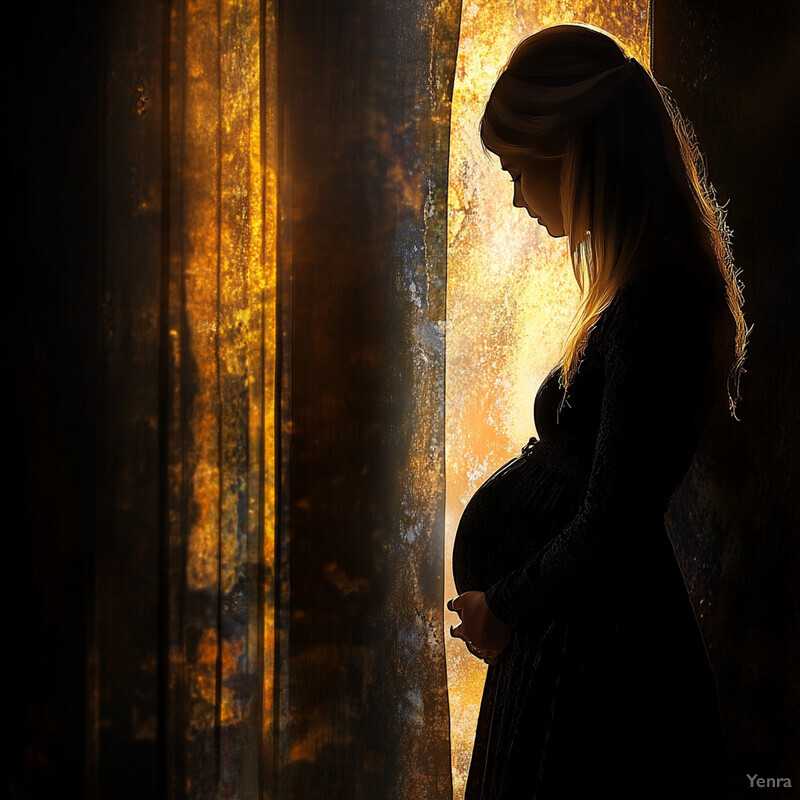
[450,622,468,642]
[451,622,502,665]
[448,597,464,624]
[450,591,511,658]
[447,596,463,620]
[467,642,499,658]
[466,640,500,665]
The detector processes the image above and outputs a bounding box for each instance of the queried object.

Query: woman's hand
[448,591,512,666]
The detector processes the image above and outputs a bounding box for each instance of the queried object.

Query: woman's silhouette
[448,24,748,800]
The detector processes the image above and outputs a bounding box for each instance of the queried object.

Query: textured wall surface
[653,1,800,795]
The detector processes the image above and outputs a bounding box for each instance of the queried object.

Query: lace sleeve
[483,267,716,630]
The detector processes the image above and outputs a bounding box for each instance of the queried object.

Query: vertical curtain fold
[165,0,274,795]
[275,1,460,797]
[97,0,275,797]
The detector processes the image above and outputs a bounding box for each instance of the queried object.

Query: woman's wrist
[483,583,517,631]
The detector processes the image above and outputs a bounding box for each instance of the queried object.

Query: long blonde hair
[480,24,750,418]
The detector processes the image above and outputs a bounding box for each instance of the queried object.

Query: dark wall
[7,3,104,799]
[654,1,800,795]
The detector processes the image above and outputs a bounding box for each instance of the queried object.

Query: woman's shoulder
[632,237,712,294]
[598,240,722,346]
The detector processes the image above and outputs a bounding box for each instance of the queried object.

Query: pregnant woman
[448,24,748,800]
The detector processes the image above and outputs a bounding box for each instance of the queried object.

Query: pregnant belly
[452,451,584,594]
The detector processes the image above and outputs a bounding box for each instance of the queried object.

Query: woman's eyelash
[510,175,521,183]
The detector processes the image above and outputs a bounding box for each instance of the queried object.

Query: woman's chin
[527,211,566,238]
[537,221,566,238]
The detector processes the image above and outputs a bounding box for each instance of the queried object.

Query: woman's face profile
[496,150,566,238]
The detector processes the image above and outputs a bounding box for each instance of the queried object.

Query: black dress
[452,250,727,799]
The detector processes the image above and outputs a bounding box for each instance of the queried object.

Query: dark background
[7,0,799,797]
[654,1,800,793]
[8,3,103,797]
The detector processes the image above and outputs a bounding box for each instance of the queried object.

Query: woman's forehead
[498,150,561,170]
[497,153,530,172]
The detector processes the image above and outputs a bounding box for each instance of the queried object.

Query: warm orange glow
[445,4,650,797]
[168,0,277,771]
[261,0,279,779]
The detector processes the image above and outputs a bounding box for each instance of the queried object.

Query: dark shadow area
[6,2,105,798]
[654,1,800,795]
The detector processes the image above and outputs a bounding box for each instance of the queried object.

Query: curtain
[93,0,460,798]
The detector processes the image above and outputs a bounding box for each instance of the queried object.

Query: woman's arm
[482,266,716,631]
